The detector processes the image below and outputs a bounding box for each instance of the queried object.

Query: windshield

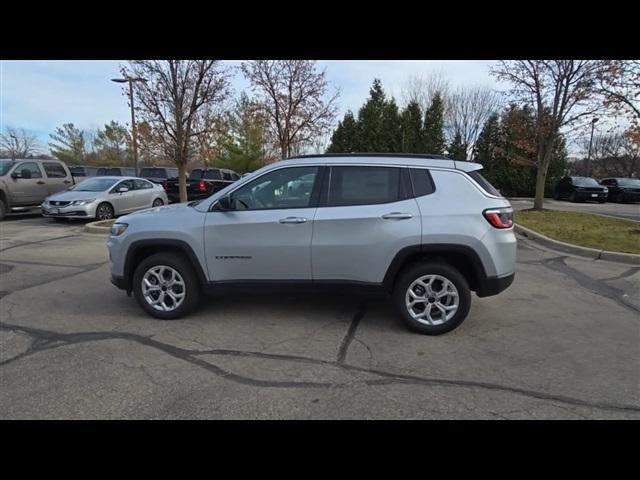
[573,177,600,187]
[73,178,118,192]
[0,160,14,176]
[618,178,640,187]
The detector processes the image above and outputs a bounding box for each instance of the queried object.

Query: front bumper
[41,202,97,219]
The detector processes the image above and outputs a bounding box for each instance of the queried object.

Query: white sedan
[42,176,169,220]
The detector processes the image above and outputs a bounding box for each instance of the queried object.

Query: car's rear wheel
[393,262,471,335]
[152,198,164,207]
[552,191,560,200]
[132,252,201,320]
[0,198,5,221]
[96,202,114,220]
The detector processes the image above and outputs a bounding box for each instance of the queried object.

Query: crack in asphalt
[0,234,81,253]
[1,320,639,414]
[336,303,366,364]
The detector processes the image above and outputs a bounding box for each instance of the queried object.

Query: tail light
[198,179,207,193]
[162,180,168,190]
[483,207,513,229]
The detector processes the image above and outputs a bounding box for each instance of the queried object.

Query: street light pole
[585,117,599,177]
[9,134,18,161]
[111,76,146,176]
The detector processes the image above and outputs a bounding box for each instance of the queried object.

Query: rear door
[42,161,73,195]
[204,165,321,281]
[8,161,48,205]
[133,179,156,208]
[311,165,421,284]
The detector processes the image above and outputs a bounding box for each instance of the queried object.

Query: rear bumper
[476,272,515,297]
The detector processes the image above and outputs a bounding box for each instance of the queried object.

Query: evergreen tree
[381,98,402,152]
[94,121,131,165]
[447,132,467,160]
[422,92,446,154]
[327,111,358,153]
[355,79,388,152]
[49,123,86,165]
[400,100,423,153]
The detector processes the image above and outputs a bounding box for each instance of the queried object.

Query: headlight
[110,223,129,236]
[71,199,95,205]
[602,187,608,193]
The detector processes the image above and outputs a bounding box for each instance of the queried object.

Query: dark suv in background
[139,166,180,185]
[96,167,136,176]
[553,176,608,203]
[165,167,239,203]
[599,178,640,203]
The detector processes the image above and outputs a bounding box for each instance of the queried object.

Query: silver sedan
[41,176,169,220]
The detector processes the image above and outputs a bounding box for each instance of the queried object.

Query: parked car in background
[599,178,640,203]
[96,167,136,177]
[69,165,99,178]
[552,176,608,203]
[107,153,516,335]
[165,167,239,203]
[41,176,168,221]
[139,166,180,185]
[0,159,74,220]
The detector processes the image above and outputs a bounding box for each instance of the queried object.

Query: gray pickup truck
[0,158,74,220]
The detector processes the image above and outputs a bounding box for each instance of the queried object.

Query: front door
[109,179,137,214]
[204,165,321,281]
[9,162,48,205]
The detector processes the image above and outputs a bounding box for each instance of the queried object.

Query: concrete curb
[514,223,640,265]
[84,220,114,235]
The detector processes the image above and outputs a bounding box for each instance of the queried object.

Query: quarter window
[204,169,222,180]
[230,167,319,210]
[409,168,436,197]
[328,166,400,206]
[43,162,67,178]
[134,179,153,190]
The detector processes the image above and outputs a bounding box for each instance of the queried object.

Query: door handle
[63,180,71,184]
[36,181,45,185]
[278,216,308,224]
[382,212,413,220]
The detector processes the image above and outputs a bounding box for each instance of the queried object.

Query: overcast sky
[1,60,504,152]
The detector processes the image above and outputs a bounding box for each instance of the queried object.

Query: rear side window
[189,169,202,180]
[204,169,222,180]
[140,167,167,178]
[328,166,400,206]
[222,171,232,181]
[409,168,435,197]
[468,170,501,196]
[43,162,67,178]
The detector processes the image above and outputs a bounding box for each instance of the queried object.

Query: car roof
[280,153,482,172]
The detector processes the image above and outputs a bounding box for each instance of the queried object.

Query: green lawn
[515,210,640,254]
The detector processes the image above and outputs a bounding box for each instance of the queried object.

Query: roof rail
[287,152,452,160]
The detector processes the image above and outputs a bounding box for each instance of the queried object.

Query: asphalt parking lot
[1,215,639,419]
[510,198,640,221]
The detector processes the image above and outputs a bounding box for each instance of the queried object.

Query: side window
[230,167,319,210]
[327,166,400,206]
[43,162,68,178]
[204,169,222,180]
[189,169,203,180]
[409,168,436,197]
[113,179,135,192]
[222,171,232,181]
[231,173,240,181]
[134,179,153,190]
[15,162,43,179]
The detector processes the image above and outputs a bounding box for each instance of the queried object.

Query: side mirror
[216,195,233,211]
[11,172,19,179]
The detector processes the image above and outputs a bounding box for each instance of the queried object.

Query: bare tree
[124,60,232,202]
[573,131,640,177]
[241,60,339,159]
[597,60,640,144]
[446,86,502,159]
[491,60,604,209]
[0,127,40,159]
[400,72,451,115]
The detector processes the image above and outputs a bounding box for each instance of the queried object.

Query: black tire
[95,202,114,220]
[392,261,471,335]
[152,198,164,207]
[0,198,5,221]
[569,192,578,202]
[552,190,560,200]
[132,252,201,320]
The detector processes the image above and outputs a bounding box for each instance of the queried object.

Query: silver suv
[107,154,516,335]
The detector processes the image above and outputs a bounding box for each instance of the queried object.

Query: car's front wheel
[96,202,114,220]
[393,262,471,335]
[132,252,201,320]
